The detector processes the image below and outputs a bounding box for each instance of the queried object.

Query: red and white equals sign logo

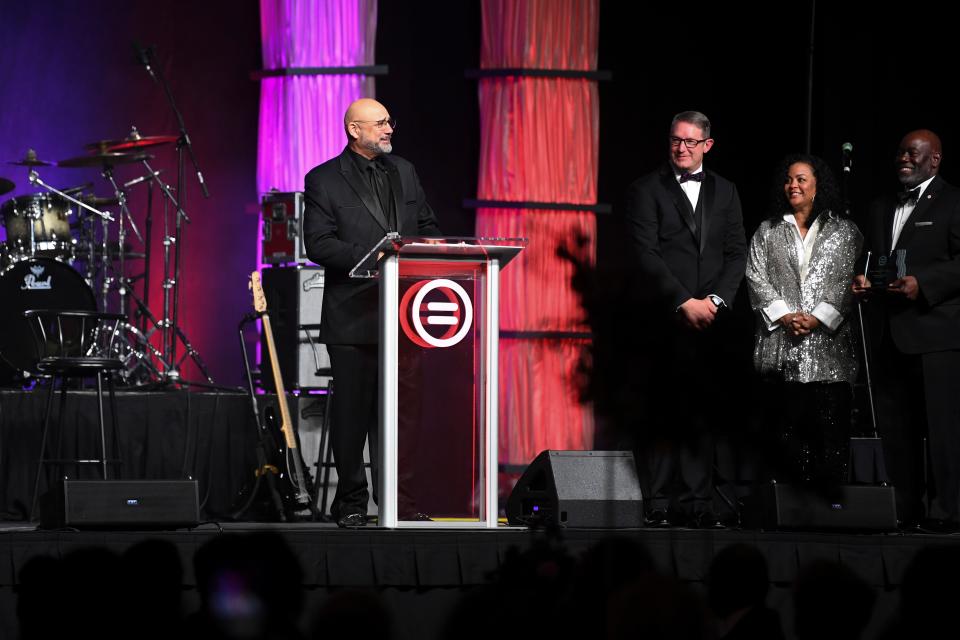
[400,278,473,348]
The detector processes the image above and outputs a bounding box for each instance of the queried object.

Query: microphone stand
[137,44,213,386]
[842,144,890,493]
[841,149,878,438]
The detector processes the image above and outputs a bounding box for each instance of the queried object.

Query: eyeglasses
[352,117,397,130]
[669,136,708,149]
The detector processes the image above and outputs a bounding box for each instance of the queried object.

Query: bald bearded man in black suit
[303,98,440,527]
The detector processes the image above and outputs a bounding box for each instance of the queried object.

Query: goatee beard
[364,140,392,155]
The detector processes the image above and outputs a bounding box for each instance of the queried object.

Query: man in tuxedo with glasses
[624,110,747,528]
[303,98,440,527]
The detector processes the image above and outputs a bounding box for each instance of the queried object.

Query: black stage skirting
[0,524,958,639]
[0,389,260,521]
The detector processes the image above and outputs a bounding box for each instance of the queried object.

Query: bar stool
[24,309,127,520]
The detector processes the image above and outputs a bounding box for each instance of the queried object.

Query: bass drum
[0,258,96,380]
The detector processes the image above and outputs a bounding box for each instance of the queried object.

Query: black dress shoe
[691,511,725,529]
[919,518,960,534]
[644,509,671,528]
[897,519,922,533]
[337,512,368,528]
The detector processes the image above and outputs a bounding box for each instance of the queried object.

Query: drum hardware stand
[136,44,211,387]
[123,170,161,336]
[27,171,114,223]
[132,156,212,384]
[99,165,213,387]
[96,164,175,384]
[100,164,144,318]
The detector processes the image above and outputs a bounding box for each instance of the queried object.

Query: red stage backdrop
[476,0,598,467]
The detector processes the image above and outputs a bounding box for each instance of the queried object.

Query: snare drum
[1,194,76,263]
[0,257,95,377]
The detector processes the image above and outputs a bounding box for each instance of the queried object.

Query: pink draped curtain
[256,0,377,194]
[477,0,599,466]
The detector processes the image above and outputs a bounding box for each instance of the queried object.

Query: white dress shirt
[891,175,935,248]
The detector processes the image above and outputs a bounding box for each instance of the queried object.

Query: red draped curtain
[476,0,598,467]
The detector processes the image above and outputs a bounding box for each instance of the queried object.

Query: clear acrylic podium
[351,235,526,528]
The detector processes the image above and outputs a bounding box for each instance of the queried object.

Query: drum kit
[0,128,211,385]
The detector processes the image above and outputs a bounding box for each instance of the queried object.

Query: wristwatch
[708,294,725,309]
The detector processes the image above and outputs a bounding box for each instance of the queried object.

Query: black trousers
[327,344,378,518]
[875,334,960,523]
[762,379,852,486]
[326,344,423,519]
[638,321,725,517]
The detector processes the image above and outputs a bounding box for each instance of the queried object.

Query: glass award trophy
[864,250,906,290]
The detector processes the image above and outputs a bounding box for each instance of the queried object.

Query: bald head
[344,98,387,129]
[344,98,394,158]
[897,129,942,188]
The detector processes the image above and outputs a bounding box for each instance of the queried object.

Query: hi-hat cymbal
[85,133,177,154]
[8,148,54,167]
[58,152,152,168]
[0,177,14,196]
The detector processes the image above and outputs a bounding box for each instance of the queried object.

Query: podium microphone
[841,142,854,173]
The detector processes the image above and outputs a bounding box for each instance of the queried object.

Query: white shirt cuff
[811,301,843,332]
[762,300,791,331]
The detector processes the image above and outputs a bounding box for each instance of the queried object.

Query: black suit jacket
[303,148,441,344]
[625,165,746,313]
[864,174,960,354]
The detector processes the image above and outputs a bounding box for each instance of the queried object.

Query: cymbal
[85,133,177,154]
[8,148,54,167]
[58,152,152,168]
[0,177,14,196]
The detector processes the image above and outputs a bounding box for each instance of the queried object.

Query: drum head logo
[22,265,52,290]
[399,278,472,348]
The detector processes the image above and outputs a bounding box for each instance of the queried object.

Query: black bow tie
[897,187,921,205]
[679,172,705,183]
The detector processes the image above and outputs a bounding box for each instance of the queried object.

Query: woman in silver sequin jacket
[746,154,863,484]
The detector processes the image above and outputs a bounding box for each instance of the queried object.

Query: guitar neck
[260,313,298,450]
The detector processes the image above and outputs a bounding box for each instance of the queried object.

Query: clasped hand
[678,297,717,331]
[778,311,819,338]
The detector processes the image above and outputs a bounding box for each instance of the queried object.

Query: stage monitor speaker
[761,483,897,531]
[260,265,331,391]
[506,450,643,528]
[40,480,200,529]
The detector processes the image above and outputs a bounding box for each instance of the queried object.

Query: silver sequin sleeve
[746,212,863,384]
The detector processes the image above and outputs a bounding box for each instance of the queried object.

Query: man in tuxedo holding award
[303,98,440,527]
[624,111,747,528]
[854,130,960,530]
